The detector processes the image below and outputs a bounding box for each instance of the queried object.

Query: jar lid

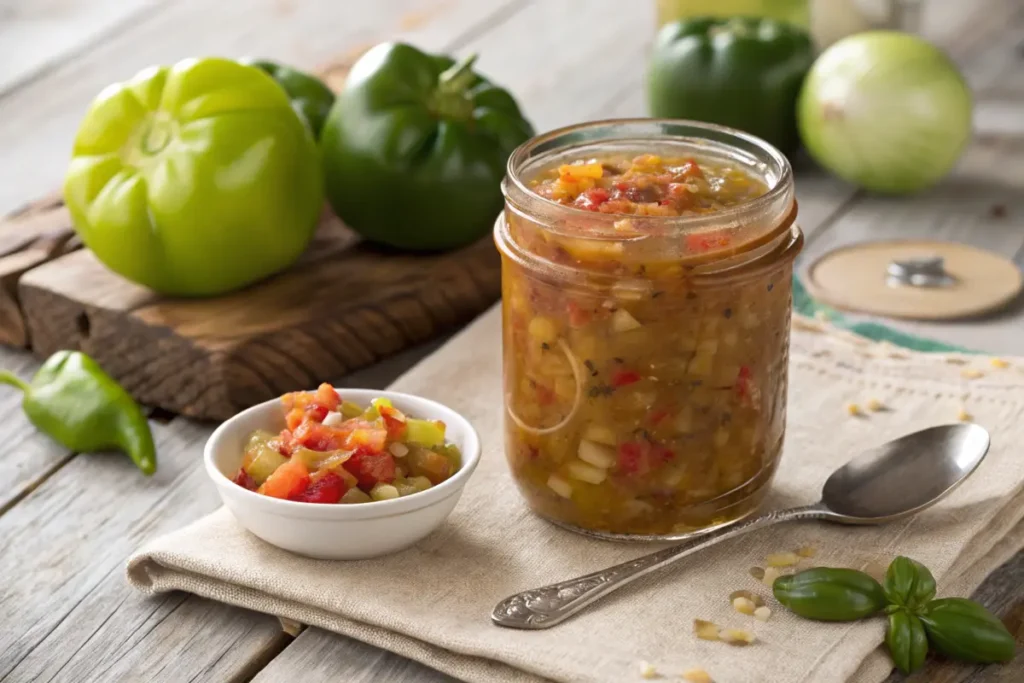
[805,240,1023,320]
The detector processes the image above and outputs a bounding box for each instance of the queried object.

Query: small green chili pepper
[920,598,1016,664]
[0,351,156,475]
[884,556,936,611]
[887,610,929,674]
[773,567,888,621]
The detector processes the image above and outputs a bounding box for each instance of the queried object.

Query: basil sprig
[772,556,1016,674]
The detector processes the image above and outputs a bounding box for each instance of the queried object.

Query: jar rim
[502,118,794,240]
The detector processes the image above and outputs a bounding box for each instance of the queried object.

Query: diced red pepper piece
[293,421,346,452]
[648,408,670,426]
[344,451,397,490]
[567,300,592,328]
[233,469,257,491]
[312,383,340,411]
[379,405,407,441]
[617,442,648,476]
[679,159,704,179]
[686,232,731,253]
[611,369,642,387]
[736,365,753,402]
[273,429,296,457]
[536,384,556,406]
[573,187,610,211]
[259,457,310,499]
[289,471,347,504]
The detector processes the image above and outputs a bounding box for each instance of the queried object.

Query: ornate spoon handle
[491,502,829,630]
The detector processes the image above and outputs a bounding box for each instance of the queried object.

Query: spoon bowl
[492,423,992,630]
[822,423,990,522]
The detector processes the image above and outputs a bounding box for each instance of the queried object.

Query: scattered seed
[761,567,782,586]
[754,606,772,622]
[866,398,884,412]
[990,204,1007,219]
[728,589,765,608]
[846,403,862,417]
[749,566,765,581]
[796,545,817,558]
[888,351,909,360]
[681,668,713,683]
[719,628,756,646]
[693,619,720,641]
[945,356,969,365]
[639,661,658,679]
[960,368,985,380]
[732,596,757,615]
[814,310,831,322]
[990,358,1010,369]
[766,552,801,568]
[958,407,972,422]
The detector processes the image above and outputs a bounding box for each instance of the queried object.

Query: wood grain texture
[16,214,499,420]
[251,626,456,683]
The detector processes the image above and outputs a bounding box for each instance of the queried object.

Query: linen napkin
[128,305,1024,683]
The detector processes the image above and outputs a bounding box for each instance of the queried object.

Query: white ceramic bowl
[205,388,481,560]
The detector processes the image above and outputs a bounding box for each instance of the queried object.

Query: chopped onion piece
[577,439,616,468]
[567,460,607,484]
[610,309,641,333]
[582,423,617,446]
[322,411,344,427]
[547,474,573,498]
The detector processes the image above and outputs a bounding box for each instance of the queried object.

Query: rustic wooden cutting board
[0,56,502,421]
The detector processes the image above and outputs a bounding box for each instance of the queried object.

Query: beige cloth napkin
[128,306,1024,683]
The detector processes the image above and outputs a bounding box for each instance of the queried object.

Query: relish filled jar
[495,120,802,540]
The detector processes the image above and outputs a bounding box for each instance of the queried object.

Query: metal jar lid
[805,240,1023,320]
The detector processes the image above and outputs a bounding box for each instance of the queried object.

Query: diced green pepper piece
[441,443,462,470]
[405,418,445,447]
[339,400,363,419]
[243,442,288,485]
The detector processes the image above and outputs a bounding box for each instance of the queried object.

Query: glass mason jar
[494,119,802,540]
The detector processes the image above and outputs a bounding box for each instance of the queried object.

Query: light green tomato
[64,58,323,296]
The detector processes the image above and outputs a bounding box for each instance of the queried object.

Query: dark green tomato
[646,17,814,156]
[773,568,888,621]
[241,58,335,137]
[883,556,936,611]
[920,598,1016,664]
[887,610,929,674]
[321,42,534,251]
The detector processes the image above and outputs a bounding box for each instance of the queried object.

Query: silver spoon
[492,423,990,630]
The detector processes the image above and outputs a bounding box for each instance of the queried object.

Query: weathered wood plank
[0,0,163,98]
[252,627,455,683]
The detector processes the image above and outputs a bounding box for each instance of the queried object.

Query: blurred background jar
[656,0,923,48]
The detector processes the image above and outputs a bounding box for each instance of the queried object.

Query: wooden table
[1,1,1021,681]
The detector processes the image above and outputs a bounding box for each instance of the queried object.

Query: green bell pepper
[0,351,156,475]
[321,42,534,251]
[646,17,814,156]
[64,57,323,297]
[241,59,335,137]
